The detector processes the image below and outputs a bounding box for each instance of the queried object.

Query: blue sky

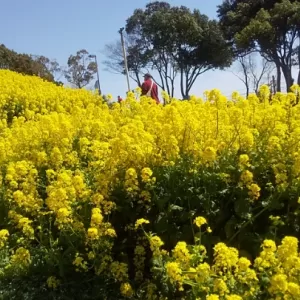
[0,0,292,99]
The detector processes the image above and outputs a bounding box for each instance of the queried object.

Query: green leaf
[234,199,251,218]
[225,217,238,239]
[168,204,184,211]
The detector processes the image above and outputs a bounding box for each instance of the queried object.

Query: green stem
[187,198,195,243]
[199,228,202,245]
[228,205,269,244]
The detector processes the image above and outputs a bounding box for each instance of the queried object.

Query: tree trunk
[297,34,300,86]
[281,64,293,92]
[297,70,300,105]
[170,80,174,98]
[276,63,281,92]
[272,75,276,95]
[164,75,171,96]
[184,69,190,100]
[180,68,185,99]
[134,71,141,87]
[240,58,249,97]
[245,78,249,98]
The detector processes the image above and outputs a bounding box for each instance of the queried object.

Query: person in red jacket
[141,73,160,104]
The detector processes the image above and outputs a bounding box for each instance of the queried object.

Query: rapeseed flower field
[0,70,300,299]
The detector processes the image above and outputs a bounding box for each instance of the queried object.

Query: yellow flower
[237,257,251,271]
[125,168,139,195]
[239,154,250,167]
[11,247,31,267]
[0,229,9,249]
[202,146,217,162]
[262,239,277,252]
[213,243,239,272]
[277,236,298,267]
[141,167,153,182]
[248,183,261,200]
[194,216,207,228]
[225,295,242,300]
[165,262,182,284]
[17,217,34,239]
[135,218,150,229]
[104,228,117,237]
[110,261,129,282]
[269,215,285,227]
[47,276,60,289]
[287,282,300,297]
[2,68,300,300]
[196,262,210,283]
[173,241,190,264]
[73,254,88,272]
[213,278,229,296]
[269,274,288,294]
[56,207,73,228]
[91,208,103,227]
[126,168,137,178]
[149,235,164,255]
[206,295,219,300]
[120,282,134,298]
[240,170,253,184]
[87,227,99,240]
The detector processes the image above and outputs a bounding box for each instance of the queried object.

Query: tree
[151,50,178,98]
[233,52,275,97]
[293,45,300,85]
[217,0,300,92]
[0,44,14,69]
[64,49,97,89]
[0,44,60,83]
[32,55,62,83]
[125,1,232,99]
[126,2,180,97]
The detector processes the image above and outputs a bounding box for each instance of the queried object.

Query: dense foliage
[217,0,300,91]
[0,70,300,299]
[0,44,61,85]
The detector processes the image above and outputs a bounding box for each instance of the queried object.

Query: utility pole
[119,27,131,92]
[90,54,101,95]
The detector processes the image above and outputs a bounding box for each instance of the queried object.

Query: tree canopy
[104,1,232,99]
[217,0,300,91]
[64,49,97,89]
[0,44,60,84]
[127,2,232,98]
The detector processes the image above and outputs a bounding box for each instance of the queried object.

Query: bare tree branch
[232,52,275,97]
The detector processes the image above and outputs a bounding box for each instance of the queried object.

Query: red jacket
[141,79,160,103]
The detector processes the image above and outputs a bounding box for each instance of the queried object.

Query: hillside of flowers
[0,70,300,299]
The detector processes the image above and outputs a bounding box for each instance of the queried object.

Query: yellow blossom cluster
[1,70,300,298]
[144,219,300,299]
